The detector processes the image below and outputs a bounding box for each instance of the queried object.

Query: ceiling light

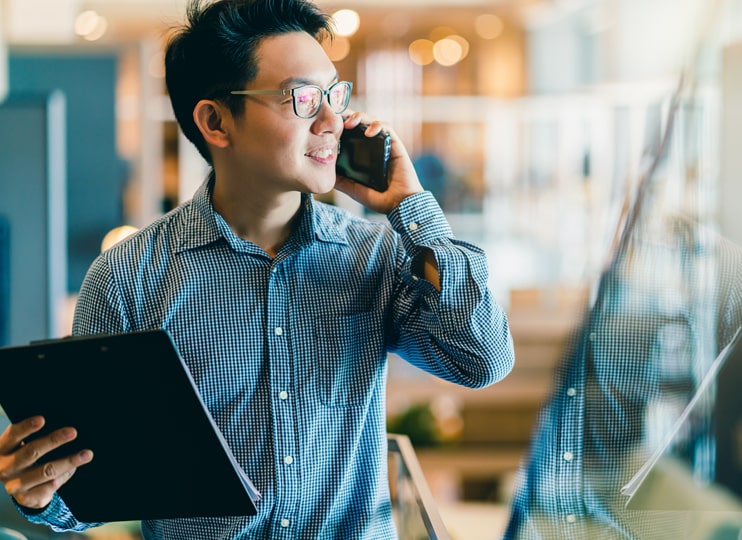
[332,9,360,38]
[74,10,99,36]
[475,14,504,40]
[433,37,463,66]
[408,39,435,66]
[75,10,107,41]
[446,34,469,60]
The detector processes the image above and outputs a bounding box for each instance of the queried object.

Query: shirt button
[280,518,290,528]
[567,387,577,397]
[284,455,294,465]
[409,222,419,231]
[563,451,574,462]
[566,514,577,524]
[279,391,288,400]
[588,332,596,341]
[274,327,283,336]
[271,267,278,274]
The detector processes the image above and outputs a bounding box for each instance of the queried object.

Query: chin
[306,176,337,195]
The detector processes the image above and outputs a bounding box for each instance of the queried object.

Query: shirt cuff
[13,493,95,531]
[387,191,453,256]
[14,493,63,524]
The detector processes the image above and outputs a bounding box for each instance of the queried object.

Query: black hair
[165,0,334,164]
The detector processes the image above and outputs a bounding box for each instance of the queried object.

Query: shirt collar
[175,173,348,254]
[175,172,222,253]
[300,194,349,246]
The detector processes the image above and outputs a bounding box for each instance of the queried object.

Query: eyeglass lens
[293,82,350,118]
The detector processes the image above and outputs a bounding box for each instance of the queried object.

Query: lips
[306,148,334,159]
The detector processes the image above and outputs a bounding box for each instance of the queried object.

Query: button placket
[266,264,297,529]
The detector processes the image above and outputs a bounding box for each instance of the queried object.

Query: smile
[306,148,334,159]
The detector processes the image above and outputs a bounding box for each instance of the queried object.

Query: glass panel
[388,434,451,540]
[503,1,742,538]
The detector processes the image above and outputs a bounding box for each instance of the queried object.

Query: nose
[311,98,343,133]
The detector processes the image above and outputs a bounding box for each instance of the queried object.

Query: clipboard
[0,329,261,523]
[622,327,742,510]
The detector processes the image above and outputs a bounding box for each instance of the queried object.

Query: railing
[387,433,451,540]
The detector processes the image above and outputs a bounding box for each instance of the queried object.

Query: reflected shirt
[504,222,742,540]
[22,176,514,539]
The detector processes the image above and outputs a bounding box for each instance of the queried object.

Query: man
[0,0,514,538]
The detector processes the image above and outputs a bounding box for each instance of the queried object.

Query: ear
[193,99,231,150]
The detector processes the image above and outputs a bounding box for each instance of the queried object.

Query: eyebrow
[278,73,340,90]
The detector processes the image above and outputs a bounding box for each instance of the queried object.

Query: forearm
[413,248,440,291]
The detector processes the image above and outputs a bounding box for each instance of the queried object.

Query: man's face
[228,31,344,196]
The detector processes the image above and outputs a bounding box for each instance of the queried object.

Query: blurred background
[1,0,742,538]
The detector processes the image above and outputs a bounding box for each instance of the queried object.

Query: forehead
[253,31,336,87]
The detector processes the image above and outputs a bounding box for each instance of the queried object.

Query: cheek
[243,126,298,163]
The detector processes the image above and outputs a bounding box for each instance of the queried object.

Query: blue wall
[9,53,128,292]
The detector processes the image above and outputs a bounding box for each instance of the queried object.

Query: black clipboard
[622,327,742,510]
[0,329,260,523]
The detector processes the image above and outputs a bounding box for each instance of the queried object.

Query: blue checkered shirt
[504,222,742,540]
[22,177,514,539]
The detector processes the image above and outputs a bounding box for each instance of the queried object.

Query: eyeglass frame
[229,80,353,119]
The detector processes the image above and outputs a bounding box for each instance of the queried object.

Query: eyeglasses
[230,80,353,119]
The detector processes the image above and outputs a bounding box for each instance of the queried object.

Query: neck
[211,176,302,258]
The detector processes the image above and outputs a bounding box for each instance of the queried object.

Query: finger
[10,466,77,510]
[11,427,77,473]
[6,449,92,502]
[342,112,381,132]
[361,121,389,137]
[342,111,361,128]
[0,417,45,454]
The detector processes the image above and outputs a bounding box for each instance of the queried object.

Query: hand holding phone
[336,124,391,192]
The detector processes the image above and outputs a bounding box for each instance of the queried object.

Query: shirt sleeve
[14,493,105,532]
[72,254,132,336]
[386,191,514,388]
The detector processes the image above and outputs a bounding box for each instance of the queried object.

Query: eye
[294,88,318,104]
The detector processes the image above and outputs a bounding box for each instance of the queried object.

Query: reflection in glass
[503,0,742,538]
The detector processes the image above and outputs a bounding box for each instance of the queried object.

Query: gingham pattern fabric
[504,217,742,540]
[23,175,514,539]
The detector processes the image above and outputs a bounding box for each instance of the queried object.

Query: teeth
[308,148,333,159]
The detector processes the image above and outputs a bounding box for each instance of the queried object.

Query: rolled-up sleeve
[387,191,515,388]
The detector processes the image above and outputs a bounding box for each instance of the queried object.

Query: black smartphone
[336,124,391,192]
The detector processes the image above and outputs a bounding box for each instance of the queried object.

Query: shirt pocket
[314,311,384,407]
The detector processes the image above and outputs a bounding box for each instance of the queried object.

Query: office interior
[1,0,742,538]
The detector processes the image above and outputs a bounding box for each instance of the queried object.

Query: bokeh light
[408,38,435,66]
[475,13,504,40]
[332,9,360,38]
[433,37,463,66]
